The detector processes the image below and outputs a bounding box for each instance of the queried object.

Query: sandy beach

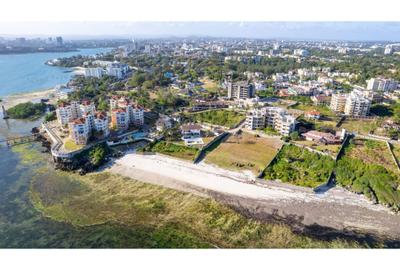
[108,152,400,239]
[1,88,56,109]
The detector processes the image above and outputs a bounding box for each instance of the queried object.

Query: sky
[1,22,400,41]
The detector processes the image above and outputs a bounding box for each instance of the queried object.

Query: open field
[263,144,335,188]
[290,103,336,118]
[340,118,383,135]
[144,141,198,161]
[345,138,398,174]
[293,139,341,156]
[199,77,221,93]
[205,132,282,175]
[188,109,245,128]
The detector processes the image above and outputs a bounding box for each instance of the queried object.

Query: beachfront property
[246,107,297,136]
[56,101,83,125]
[68,117,91,145]
[109,96,144,128]
[181,123,203,145]
[227,81,255,100]
[111,109,130,131]
[84,61,130,79]
[156,115,173,131]
[94,111,110,137]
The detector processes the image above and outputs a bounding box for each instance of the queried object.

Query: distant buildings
[366,77,398,92]
[384,46,393,55]
[227,81,255,100]
[84,61,129,79]
[293,49,310,57]
[84,67,104,78]
[246,107,297,136]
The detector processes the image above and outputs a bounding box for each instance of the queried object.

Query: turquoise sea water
[0,47,112,97]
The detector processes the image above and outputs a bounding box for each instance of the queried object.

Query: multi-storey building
[68,118,90,145]
[84,67,104,78]
[227,81,254,100]
[109,96,144,128]
[56,101,82,125]
[111,109,129,131]
[330,93,348,113]
[246,107,297,136]
[94,112,110,137]
[366,77,398,92]
[80,100,96,116]
[344,92,371,117]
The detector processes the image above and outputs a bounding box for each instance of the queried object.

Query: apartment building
[56,101,82,125]
[344,92,371,117]
[330,93,348,113]
[68,117,90,145]
[94,112,110,137]
[84,67,104,78]
[367,77,398,92]
[111,109,129,131]
[246,107,297,136]
[109,96,145,128]
[227,81,254,100]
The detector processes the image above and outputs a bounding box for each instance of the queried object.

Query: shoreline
[1,88,57,109]
[107,152,400,239]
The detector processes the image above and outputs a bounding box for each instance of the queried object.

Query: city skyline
[2,22,400,41]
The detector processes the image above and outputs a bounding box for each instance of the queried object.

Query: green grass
[290,104,336,118]
[64,139,84,151]
[29,169,363,248]
[147,141,198,161]
[263,144,335,188]
[189,110,245,128]
[205,132,282,175]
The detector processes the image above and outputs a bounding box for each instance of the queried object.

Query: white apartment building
[109,96,145,128]
[330,93,348,113]
[384,46,393,55]
[84,67,104,78]
[111,109,129,131]
[293,49,310,57]
[94,112,110,137]
[227,81,254,100]
[367,77,398,92]
[56,101,82,125]
[344,92,371,117]
[80,100,96,115]
[246,107,297,136]
[68,117,90,145]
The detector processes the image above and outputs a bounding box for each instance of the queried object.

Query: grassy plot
[200,77,221,93]
[335,138,400,211]
[263,144,335,188]
[189,110,245,128]
[339,118,382,135]
[293,140,341,156]
[290,104,336,118]
[64,139,84,151]
[205,132,282,175]
[28,169,362,248]
[345,138,398,175]
[144,141,198,161]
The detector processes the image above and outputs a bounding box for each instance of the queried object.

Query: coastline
[107,152,400,239]
[1,88,57,109]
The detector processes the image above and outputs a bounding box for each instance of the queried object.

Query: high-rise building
[344,92,371,117]
[384,46,393,55]
[330,93,348,113]
[367,77,398,92]
[227,81,254,100]
[84,67,104,78]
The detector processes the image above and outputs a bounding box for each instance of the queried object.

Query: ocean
[0,47,112,97]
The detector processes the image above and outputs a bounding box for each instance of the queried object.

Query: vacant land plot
[263,144,335,188]
[200,77,221,93]
[205,132,282,175]
[189,110,245,128]
[345,138,398,174]
[146,141,198,161]
[335,138,400,211]
[340,118,383,135]
[293,140,341,156]
[291,104,336,118]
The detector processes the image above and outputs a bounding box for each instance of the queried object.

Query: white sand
[109,153,388,212]
[1,89,56,109]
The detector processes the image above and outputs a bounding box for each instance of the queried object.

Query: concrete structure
[344,92,371,117]
[56,101,82,125]
[246,107,297,136]
[94,112,110,137]
[181,123,203,145]
[330,93,348,113]
[227,81,254,100]
[302,130,342,145]
[68,118,90,145]
[367,77,398,92]
[111,109,129,131]
[84,67,104,78]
